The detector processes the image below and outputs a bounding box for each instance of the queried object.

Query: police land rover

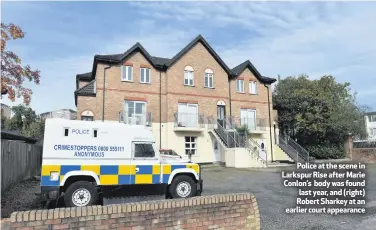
[39,119,203,207]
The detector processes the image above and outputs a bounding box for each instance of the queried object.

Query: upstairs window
[237,79,244,93]
[204,68,214,88]
[184,66,194,86]
[249,81,257,94]
[140,68,151,83]
[121,66,133,81]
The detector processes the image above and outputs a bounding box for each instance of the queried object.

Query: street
[2,165,376,230]
[201,165,376,230]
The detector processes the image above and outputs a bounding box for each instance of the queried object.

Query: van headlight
[50,172,60,181]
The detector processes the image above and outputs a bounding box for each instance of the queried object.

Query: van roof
[45,118,148,129]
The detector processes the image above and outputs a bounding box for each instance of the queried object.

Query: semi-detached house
[74,35,292,167]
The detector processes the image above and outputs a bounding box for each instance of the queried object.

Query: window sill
[140,82,151,85]
[237,91,245,94]
[204,87,215,89]
[249,93,258,95]
[121,80,133,83]
[184,85,195,87]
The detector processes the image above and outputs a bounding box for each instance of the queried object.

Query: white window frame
[140,68,151,84]
[204,73,214,88]
[240,108,256,130]
[121,66,133,82]
[177,103,198,127]
[124,100,147,125]
[371,128,376,136]
[249,81,257,95]
[237,79,244,93]
[185,136,197,155]
[184,70,194,86]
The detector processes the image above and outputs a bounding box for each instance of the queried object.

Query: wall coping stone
[8,193,254,223]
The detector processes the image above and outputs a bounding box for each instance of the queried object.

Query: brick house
[74,35,291,166]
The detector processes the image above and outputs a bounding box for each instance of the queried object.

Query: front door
[217,105,226,127]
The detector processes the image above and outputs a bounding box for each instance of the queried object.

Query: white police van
[39,119,203,207]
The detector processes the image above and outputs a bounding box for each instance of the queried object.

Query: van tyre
[64,181,98,207]
[169,175,196,199]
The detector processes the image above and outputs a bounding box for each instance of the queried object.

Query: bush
[236,124,248,134]
[306,144,345,159]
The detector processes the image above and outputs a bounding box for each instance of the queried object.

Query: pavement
[201,165,376,230]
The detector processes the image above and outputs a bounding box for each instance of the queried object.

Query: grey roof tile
[76,80,95,95]
[151,56,171,66]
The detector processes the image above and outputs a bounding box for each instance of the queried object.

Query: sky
[2,1,376,114]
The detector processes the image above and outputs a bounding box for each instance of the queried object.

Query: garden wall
[1,193,260,230]
[352,148,376,163]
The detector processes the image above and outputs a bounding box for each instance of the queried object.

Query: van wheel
[64,181,98,207]
[169,175,196,199]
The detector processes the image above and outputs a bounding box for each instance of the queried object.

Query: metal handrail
[229,116,267,131]
[278,136,301,162]
[245,137,267,162]
[353,140,376,148]
[174,112,204,128]
[285,136,309,162]
[215,119,241,148]
[118,111,151,126]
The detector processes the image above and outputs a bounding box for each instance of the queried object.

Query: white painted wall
[365,114,376,140]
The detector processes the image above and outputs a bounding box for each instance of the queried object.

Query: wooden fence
[1,139,42,194]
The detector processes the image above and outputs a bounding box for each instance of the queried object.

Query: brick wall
[230,68,272,126]
[352,148,376,162]
[1,193,260,230]
[76,41,274,124]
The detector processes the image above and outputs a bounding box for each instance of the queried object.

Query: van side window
[134,143,155,158]
[64,128,69,136]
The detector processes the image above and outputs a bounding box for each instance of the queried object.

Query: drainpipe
[102,65,111,122]
[229,79,232,122]
[264,83,274,162]
[159,71,162,150]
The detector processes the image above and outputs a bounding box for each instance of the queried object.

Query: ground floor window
[81,116,93,121]
[185,136,197,155]
[370,128,376,136]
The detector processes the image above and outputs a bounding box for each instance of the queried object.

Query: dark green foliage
[273,75,368,159]
[306,144,345,159]
[235,124,249,135]
[3,104,44,140]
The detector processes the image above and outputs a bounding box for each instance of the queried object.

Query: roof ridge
[231,59,276,84]
[166,34,232,75]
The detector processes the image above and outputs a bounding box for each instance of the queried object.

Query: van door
[130,142,164,194]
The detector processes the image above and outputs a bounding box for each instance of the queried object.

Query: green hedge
[306,144,345,159]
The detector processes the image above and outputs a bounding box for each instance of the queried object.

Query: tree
[4,104,44,140]
[1,23,41,105]
[273,75,368,159]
